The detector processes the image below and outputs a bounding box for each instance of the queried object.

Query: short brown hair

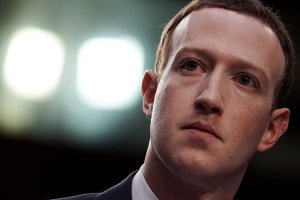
[155,0,295,108]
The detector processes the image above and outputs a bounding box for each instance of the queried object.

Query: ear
[256,108,290,152]
[142,70,158,119]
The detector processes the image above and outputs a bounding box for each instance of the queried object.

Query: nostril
[195,101,221,114]
[211,107,220,113]
[195,102,205,111]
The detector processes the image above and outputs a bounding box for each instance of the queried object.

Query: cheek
[153,77,190,116]
[228,85,272,137]
[150,79,191,142]
[150,82,173,142]
[221,104,271,169]
[227,103,270,150]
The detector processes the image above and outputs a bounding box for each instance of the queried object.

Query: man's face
[144,8,289,185]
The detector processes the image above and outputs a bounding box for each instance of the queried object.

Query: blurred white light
[77,37,144,110]
[3,27,65,101]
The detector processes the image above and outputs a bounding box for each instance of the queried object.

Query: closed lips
[182,122,221,141]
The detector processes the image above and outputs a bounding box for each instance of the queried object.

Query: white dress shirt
[132,165,159,200]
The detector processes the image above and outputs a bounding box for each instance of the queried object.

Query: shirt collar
[132,165,158,200]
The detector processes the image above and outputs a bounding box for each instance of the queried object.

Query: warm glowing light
[77,37,144,110]
[0,97,36,134]
[3,27,65,101]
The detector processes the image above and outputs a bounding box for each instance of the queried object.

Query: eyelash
[179,59,205,72]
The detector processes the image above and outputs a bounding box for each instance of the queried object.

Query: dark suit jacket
[54,172,136,200]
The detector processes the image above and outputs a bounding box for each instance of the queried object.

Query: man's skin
[141,8,290,200]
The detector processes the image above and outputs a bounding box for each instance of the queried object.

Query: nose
[194,76,224,115]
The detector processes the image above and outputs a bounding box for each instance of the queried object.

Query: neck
[143,142,246,200]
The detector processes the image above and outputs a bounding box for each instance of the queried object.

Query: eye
[179,60,205,73]
[239,75,251,85]
[235,74,258,88]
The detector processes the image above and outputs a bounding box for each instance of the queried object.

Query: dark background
[0,0,299,199]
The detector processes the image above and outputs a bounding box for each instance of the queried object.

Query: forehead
[169,8,285,88]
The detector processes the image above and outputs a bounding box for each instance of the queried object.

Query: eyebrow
[173,46,270,84]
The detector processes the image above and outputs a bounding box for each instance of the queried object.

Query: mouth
[181,122,221,141]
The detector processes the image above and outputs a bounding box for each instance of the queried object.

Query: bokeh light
[3,27,65,101]
[77,37,144,110]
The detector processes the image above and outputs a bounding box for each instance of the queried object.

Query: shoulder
[52,171,137,200]
[53,193,98,200]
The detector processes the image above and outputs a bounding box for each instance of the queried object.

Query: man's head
[155,0,295,109]
[142,0,294,193]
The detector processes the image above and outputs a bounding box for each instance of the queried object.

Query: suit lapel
[95,171,137,200]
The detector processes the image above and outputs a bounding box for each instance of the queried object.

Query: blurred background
[0,0,298,199]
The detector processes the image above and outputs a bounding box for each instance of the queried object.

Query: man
[56,0,295,199]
